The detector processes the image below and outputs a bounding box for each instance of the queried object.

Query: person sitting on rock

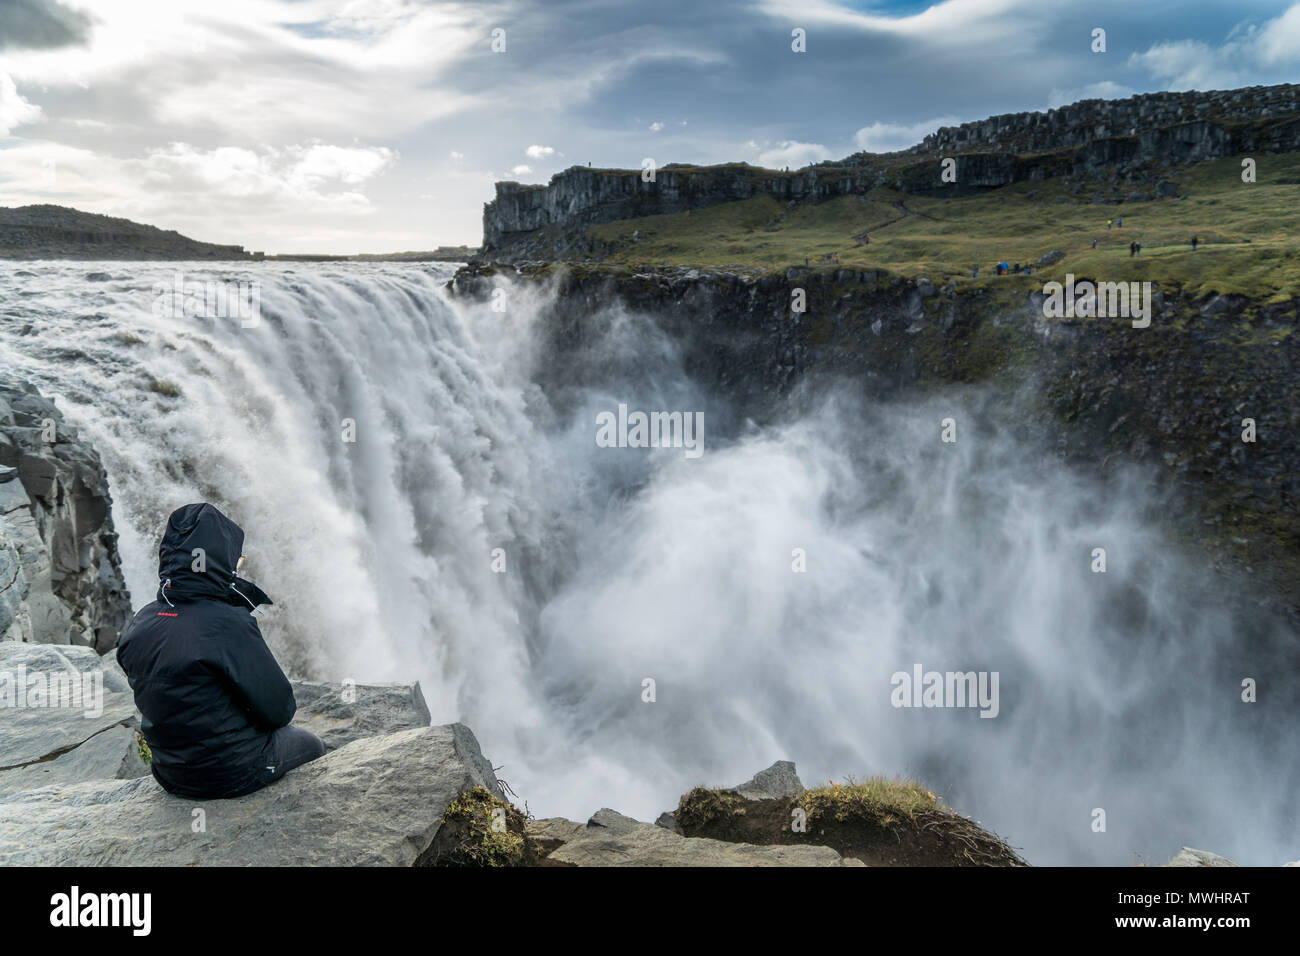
[117,503,326,799]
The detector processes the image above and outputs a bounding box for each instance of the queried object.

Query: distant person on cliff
[1129,241,1136,257]
[1092,238,1098,249]
[117,503,325,800]
[1107,219,1113,230]
[1192,235,1199,251]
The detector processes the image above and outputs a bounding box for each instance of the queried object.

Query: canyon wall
[450,262,1300,612]
[0,382,132,649]
[481,84,1300,259]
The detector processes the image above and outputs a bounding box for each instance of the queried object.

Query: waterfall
[1,260,1294,865]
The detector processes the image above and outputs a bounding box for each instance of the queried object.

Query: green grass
[801,775,944,826]
[585,153,1300,301]
[425,785,536,866]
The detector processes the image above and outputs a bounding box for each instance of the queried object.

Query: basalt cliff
[481,83,1300,261]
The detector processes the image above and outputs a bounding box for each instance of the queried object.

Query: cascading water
[1,261,1294,865]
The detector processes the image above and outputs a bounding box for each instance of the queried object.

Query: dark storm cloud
[0,0,93,52]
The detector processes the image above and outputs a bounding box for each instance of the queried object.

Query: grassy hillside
[585,153,1300,301]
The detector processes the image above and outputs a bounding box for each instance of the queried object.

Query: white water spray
[1,261,1293,865]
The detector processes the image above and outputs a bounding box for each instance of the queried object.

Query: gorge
[1,252,1296,866]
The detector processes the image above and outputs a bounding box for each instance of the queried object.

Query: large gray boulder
[530,809,861,867]
[290,679,431,750]
[733,760,805,800]
[654,759,806,831]
[0,723,148,797]
[0,645,436,797]
[0,724,501,866]
[0,642,142,792]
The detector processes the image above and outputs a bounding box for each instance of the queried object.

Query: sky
[1,0,1298,254]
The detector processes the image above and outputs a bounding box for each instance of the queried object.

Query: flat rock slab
[0,723,148,797]
[0,694,137,769]
[1,642,138,769]
[289,679,431,750]
[0,724,500,866]
[0,641,131,693]
[531,809,861,867]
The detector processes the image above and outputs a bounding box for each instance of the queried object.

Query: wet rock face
[0,382,132,650]
[453,263,1300,611]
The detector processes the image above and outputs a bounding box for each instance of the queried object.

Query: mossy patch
[418,785,542,867]
[134,731,151,765]
[675,776,1027,866]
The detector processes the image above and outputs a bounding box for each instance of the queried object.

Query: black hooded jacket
[116,503,295,799]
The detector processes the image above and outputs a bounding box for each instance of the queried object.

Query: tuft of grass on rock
[802,775,942,828]
[675,774,1028,866]
[419,785,541,867]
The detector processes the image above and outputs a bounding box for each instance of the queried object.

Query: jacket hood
[157,503,272,609]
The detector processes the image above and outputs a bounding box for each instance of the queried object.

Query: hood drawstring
[229,581,257,611]
[161,579,175,607]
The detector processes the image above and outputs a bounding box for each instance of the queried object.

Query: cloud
[140,142,396,207]
[1259,3,1300,63]
[4,0,1300,252]
[756,140,830,169]
[1,0,490,142]
[755,0,1046,50]
[1128,2,1300,89]
[0,0,93,52]
[510,164,532,175]
[852,116,960,153]
[1129,39,1243,90]
[0,73,43,135]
